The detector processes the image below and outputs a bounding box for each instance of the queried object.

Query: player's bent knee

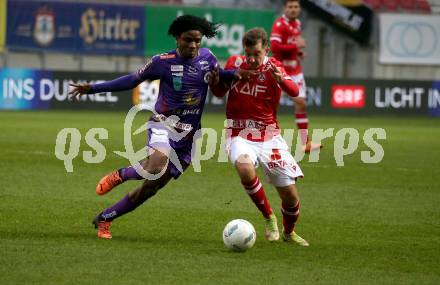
[276,185,299,205]
[235,162,255,181]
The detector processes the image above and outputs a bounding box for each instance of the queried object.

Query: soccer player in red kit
[212,28,309,245]
[270,0,322,153]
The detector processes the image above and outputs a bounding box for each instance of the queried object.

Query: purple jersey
[89,48,233,178]
[136,48,219,134]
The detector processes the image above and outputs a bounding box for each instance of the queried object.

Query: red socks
[281,202,300,234]
[295,112,309,145]
[241,177,273,219]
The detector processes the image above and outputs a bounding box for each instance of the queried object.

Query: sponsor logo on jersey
[227,119,267,130]
[331,85,365,108]
[173,76,182,91]
[137,59,153,76]
[199,61,210,70]
[160,54,176,59]
[267,160,288,169]
[102,210,117,219]
[171,65,184,72]
[182,109,200,115]
[151,114,192,131]
[270,150,282,161]
[232,81,268,97]
[183,94,200,106]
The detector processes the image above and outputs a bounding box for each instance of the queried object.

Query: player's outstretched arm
[69,73,143,101]
[233,69,257,80]
[208,67,229,98]
[69,83,92,100]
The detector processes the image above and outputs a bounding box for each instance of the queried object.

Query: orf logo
[331,85,365,108]
[33,6,55,47]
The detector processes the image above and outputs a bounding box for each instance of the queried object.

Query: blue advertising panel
[6,1,144,55]
[0,68,52,110]
[0,68,133,110]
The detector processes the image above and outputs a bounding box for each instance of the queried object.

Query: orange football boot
[92,217,112,239]
[96,170,123,196]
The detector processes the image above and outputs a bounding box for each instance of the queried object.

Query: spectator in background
[270,0,322,153]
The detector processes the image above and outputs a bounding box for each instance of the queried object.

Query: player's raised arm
[268,60,299,98]
[209,67,230,98]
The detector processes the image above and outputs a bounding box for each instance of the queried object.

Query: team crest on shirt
[257,73,266,82]
[203,72,212,84]
[234,57,243,67]
[188,66,198,75]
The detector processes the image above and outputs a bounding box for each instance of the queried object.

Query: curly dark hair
[168,15,220,38]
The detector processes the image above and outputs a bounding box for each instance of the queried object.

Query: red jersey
[221,55,298,142]
[270,15,303,76]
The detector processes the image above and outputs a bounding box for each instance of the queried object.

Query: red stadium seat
[416,0,432,12]
[400,0,416,10]
[383,0,399,10]
[363,0,382,10]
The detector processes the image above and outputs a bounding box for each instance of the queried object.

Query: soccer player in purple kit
[69,15,245,239]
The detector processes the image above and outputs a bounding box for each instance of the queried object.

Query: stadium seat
[416,0,432,12]
[400,0,416,11]
[363,0,383,10]
[383,0,399,11]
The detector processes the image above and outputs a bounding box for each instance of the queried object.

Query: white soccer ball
[222,219,256,252]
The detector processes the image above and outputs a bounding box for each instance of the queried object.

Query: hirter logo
[331,85,365,108]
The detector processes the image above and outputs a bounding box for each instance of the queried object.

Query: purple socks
[100,194,137,221]
[119,166,143,181]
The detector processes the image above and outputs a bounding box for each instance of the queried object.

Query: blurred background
[1,0,439,115]
[1,3,439,283]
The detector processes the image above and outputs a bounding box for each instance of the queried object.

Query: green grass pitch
[0,111,439,284]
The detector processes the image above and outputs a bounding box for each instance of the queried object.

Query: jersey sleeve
[269,57,298,97]
[224,55,245,70]
[271,58,290,79]
[89,73,142,93]
[135,55,162,81]
[270,20,284,44]
[270,21,300,54]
